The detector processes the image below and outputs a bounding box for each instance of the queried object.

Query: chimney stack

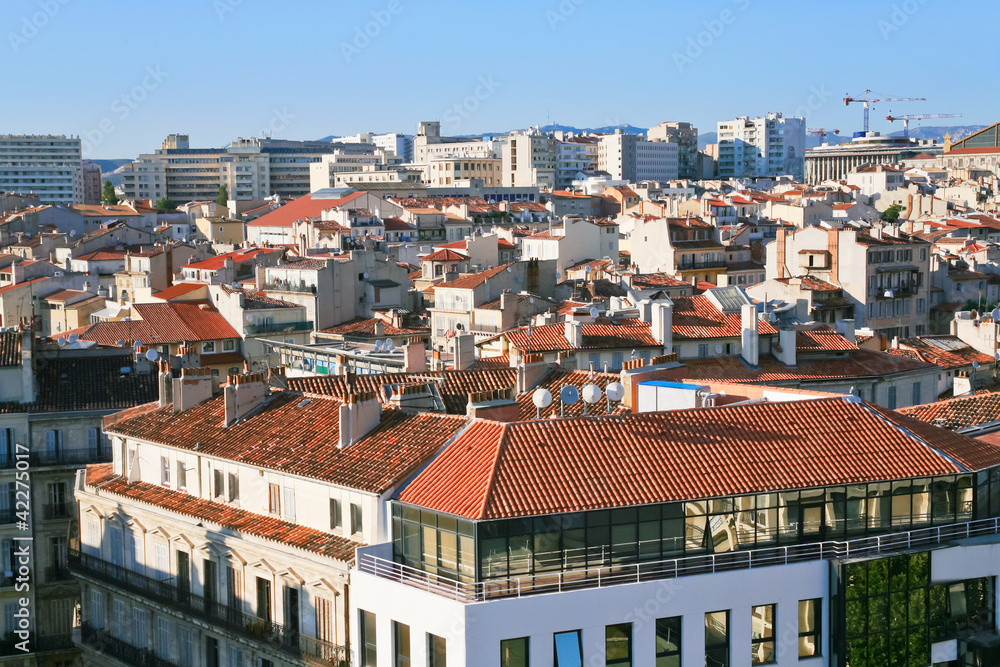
[157,360,172,408]
[835,319,856,344]
[741,304,759,366]
[564,320,583,348]
[650,301,673,350]
[223,371,269,425]
[338,391,382,449]
[776,328,797,367]
[173,367,214,412]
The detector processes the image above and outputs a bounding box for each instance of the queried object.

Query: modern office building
[717,113,806,181]
[0,135,83,204]
[648,121,700,180]
[599,130,679,184]
[120,135,385,202]
[353,392,1000,666]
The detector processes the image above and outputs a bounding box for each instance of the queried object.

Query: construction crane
[807,128,840,140]
[843,89,926,132]
[885,113,963,138]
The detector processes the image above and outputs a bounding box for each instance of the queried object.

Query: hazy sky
[3,0,995,158]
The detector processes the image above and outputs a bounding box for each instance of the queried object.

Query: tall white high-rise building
[716,112,806,181]
[0,134,83,204]
[598,129,679,183]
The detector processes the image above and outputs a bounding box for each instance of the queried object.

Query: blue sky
[3,0,996,158]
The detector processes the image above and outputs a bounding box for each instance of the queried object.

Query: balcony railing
[34,633,75,653]
[80,624,175,667]
[245,321,313,335]
[262,282,317,294]
[0,448,111,470]
[70,550,346,663]
[676,259,727,270]
[359,517,1000,603]
[44,565,73,582]
[42,502,74,520]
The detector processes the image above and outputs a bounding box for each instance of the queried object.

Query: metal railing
[44,564,72,582]
[245,321,313,335]
[676,259,727,270]
[262,282,317,294]
[358,517,1000,603]
[80,623,175,667]
[33,633,75,653]
[70,550,346,660]
[42,502,74,520]
[0,448,112,469]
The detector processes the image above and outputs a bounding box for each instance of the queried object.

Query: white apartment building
[337,132,414,162]
[501,131,557,190]
[0,135,83,204]
[308,149,403,191]
[648,121,699,179]
[412,122,498,165]
[599,130,679,183]
[717,113,806,181]
[555,138,598,188]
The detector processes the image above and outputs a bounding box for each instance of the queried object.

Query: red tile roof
[422,249,469,262]
[247,192,365,228]
[70,204,140,217]
[945,146,1000,156]
[887,336,994,370]
[70,302,239,345]
[106,392,468,493]
[152,282,207,301]
[0,331,20,367]
[382,217,415,232]
[183,248,283,271]
[897,391,1000,431]
[671,296,778,340]
[775,276,841,291]
[398,397,1000,519]
[85,464,358,562]
[74,249,126,262]
[318,317,430,338]
[501,320,661,353]
[796,325,857,352]
[288,369,517,415]
[516,370,628,420]
[435,263,512,290]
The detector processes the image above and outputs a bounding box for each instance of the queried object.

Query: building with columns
[804,132,940,184]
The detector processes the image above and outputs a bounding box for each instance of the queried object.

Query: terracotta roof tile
[887,337,994,370]
[897,391,1000,431]
[106,392,468,493]
[0,331,20,368]
[85,465,358,562]
[796,325,857,352]
[672,296,778,339]
[398,397,1000,519]
[318,317,429,338]
[247,192,365,228]
[422,249,469,262]
[502,320,661,353]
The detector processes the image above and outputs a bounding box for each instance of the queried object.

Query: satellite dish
[555,272,562,280]
[532,388,553,409]
[715,344,723,354]
[992,309,1000,321]
[973,361,980,370]
[605,382,625,402]
[374,340,383,353]
[589,307,600,319]
[68,333,79,343]
[384,339,395,352]
[247,315,254,322]
[585,264,592,273]
[57,337,66,346]
[506,266,512,273]
[582,384,603,404]
[768,312,778,323]
[560,385,580,405]
[134,341,142,350]
[529,297,535,304]
[116,340,125,347]
[232,282,241,289]
[363,272,369,279]
[146,349,159,361]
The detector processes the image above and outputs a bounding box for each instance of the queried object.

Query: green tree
[154,197,177,212]
[880,203,903,223]
[215,185,229,207]
[101,180,119,205]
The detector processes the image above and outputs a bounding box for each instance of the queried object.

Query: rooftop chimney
[650,301,673,350]
[776,328,797,367]
[741,304,759,366]
[403,338,427,372]
[157,361,172,408]
[338,391,382,449]
[565,320,583,348]
[223,371,269,426]
[835,319,855,345]
[453,333,475,370]
[373,320,385,337]
[173,367,214,412]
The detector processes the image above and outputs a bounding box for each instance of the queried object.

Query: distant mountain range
[87,158,131,174]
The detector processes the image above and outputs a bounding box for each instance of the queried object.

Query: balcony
[44,564,73,582]
[676,259,727,271]
[0,448,112,470]
[245,321,313,335]
[80,624,174,667]
[70,550,347,664]
[359,517,1000,604]
[42,502,74,520]
[263,281,317,294]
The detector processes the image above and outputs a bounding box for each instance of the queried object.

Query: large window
[606,623,632,666]
[501,637,529,667]
[798,598,821,658]
[705,610,730,667]
[360,610,377,667]
[843,553,994,666]
[428,633,447,667]
[554,630,583,667]
[393,621,410,667]
[750,604,776,664]
[655,616,681,666]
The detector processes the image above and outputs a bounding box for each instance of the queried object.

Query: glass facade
[839,552,994,667]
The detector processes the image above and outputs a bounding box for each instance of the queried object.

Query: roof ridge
[478,421,510,520]
[861,400,970,473]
